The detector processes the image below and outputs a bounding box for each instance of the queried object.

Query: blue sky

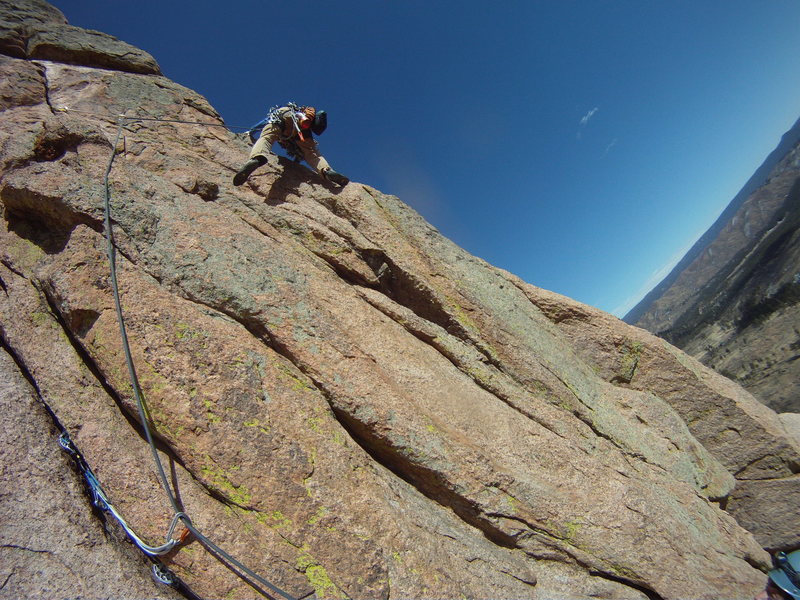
[52,1,800,317]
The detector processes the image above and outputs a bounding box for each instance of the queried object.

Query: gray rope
[103,120,179,515]
[96,117,296,600]
[56,105,252,130]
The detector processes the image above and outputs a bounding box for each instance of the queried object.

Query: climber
[755,550,800,600]
[233,102,349,187]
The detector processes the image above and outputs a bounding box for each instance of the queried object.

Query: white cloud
[602,138,618,157]
[577,107,600,140]
[579,107,599,127]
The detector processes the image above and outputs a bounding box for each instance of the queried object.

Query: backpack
[247,103,327,143]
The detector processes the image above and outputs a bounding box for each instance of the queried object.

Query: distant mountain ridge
[625,116,800,325]
[625,115,800,413]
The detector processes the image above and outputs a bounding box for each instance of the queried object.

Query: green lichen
[148,409,185,441]
[30,311,54,327]
[129,371,185,440]
[447,297,480,335]
[296,548,346,599]
[204,397,221,424]
[174,321,204,341]
[617,341,643,383]
[5,236,45,272]
[200,462,252,507]
[303,449,318,496]
[306,506,328,525]
[466,365,493,388]
[397,443,429,462]
[307,414,324,434]
[135,355,170,396]
[306,565,340,598]
[244,418,271,435]
[609,563,640,580]
[307,406,346,444]
[224,588,238,600]
[503,494,520,514]
[256,510,292,529]
[561,519,582,542]
[275,360,314,392]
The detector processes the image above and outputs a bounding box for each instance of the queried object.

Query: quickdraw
[58,431,186,557]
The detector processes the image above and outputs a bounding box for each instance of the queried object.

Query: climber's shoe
[233,158,262,186]
[321,168,349,187]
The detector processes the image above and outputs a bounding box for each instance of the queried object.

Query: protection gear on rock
[769,550,800,600]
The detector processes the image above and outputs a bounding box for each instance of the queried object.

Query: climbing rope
[58,111,296,600]
[55,105,252,130]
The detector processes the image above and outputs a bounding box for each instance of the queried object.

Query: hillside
[1,2,799,599]
[625,117,800,413]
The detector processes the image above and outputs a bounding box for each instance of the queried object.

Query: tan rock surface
[0,348,182,600]
[1,2,797,599]
[524,286,800,553]
[782,412,800,444]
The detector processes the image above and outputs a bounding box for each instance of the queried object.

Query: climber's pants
[249,123,331,174]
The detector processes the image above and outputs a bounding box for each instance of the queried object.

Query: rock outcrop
[0,349,183,599]
[625,116,800,415]
[1,2,798,599]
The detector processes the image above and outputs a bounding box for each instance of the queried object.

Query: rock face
[625,117,800,415]
[1,2,798,599]
[0,0,160,74]
[0,349,183,600]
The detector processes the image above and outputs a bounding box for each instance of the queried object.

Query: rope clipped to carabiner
[59,114,297,600]
[58,431,185,556]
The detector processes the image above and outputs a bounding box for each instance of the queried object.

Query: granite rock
[1,2,797,599]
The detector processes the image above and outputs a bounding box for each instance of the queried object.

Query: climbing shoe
[322,168,349,187]
[233,157,263,186]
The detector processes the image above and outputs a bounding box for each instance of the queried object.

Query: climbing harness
[266,102,299,129]
[287,105,307,142]
[264,102,308,159]
[55,108,296,600]
[251,102,325,162]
